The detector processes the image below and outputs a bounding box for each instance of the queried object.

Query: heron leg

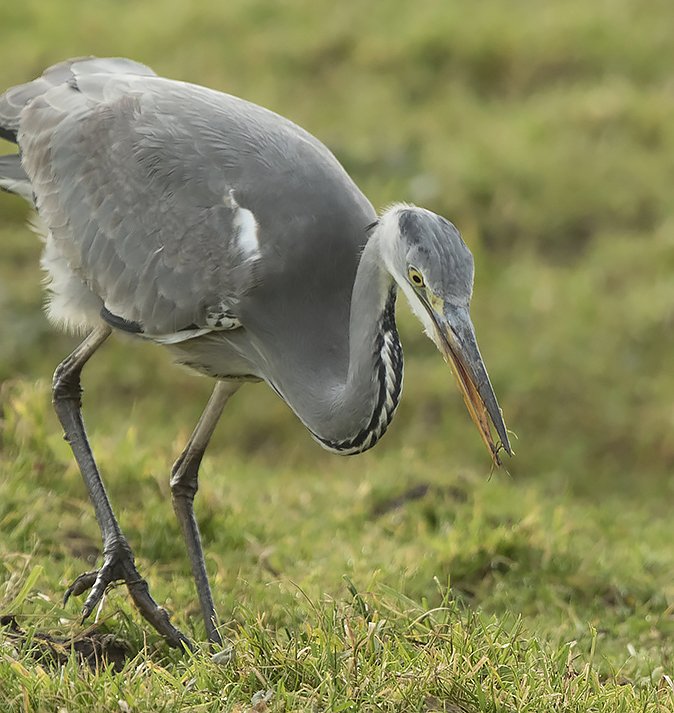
[54,326,192,652]
[170,380,241,647]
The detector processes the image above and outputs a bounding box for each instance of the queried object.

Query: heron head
[374,204,512,465]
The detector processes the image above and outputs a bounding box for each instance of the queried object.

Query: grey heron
[0,57,511,651]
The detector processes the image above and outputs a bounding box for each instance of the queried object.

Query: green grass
[2,0,674,710]
[2,381,674,710]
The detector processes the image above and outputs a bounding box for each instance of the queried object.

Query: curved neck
[305,232,404,454]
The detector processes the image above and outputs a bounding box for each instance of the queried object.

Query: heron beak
[425,301,512,466]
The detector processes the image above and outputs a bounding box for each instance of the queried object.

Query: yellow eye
[408,267,425,287]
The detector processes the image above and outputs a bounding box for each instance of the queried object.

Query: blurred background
[2,0,674,502]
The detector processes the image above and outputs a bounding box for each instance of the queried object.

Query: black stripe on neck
[316,286,403,455]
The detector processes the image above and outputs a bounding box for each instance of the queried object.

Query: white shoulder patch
[224,190,260,261]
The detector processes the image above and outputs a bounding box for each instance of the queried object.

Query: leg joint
[170,453,202,502]
[52,358,83,404]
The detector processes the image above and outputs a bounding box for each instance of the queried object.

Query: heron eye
[408,267,425,287]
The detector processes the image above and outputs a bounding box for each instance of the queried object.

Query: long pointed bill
[428,304,512,466]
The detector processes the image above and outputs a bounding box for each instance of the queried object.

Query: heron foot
[63,540,193,652]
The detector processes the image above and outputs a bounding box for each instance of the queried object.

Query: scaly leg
[55,326,192,651]
[170,380,241,646]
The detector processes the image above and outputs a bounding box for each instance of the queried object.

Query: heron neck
[307,232,404,454]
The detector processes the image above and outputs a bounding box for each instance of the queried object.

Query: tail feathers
[0,154,33,202]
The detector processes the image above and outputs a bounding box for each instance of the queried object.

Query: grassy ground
[2,0,674,710]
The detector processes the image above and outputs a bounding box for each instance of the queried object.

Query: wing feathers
[3,59,257,335]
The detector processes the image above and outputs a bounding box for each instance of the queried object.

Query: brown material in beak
[442,340,509,466]
[428,304,511,467]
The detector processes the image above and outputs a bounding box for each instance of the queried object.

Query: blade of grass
[1,565,43,615]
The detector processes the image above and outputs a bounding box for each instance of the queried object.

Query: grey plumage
[0,155,31,200]
[0,58,511,649]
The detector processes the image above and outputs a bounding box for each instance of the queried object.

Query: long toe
[125,578,194,652]
[80,559,125,621]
